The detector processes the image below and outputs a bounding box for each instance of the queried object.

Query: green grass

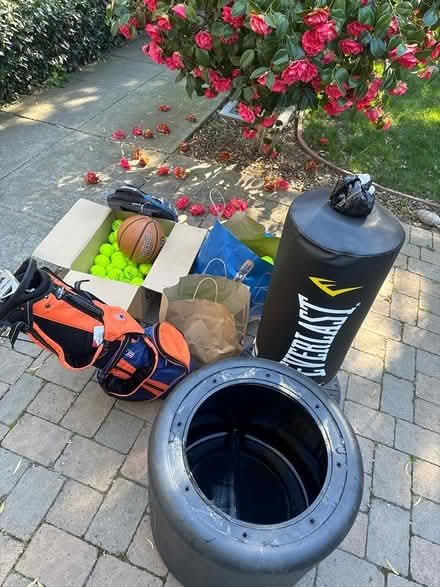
[303,72,440,200]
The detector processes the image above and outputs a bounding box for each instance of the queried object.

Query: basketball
[117,215,165,264]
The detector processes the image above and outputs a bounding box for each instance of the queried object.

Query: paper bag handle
[193,277,219,303]
[209,189,226,209]
[203,258,227,278]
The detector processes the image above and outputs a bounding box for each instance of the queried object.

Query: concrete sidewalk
[1,39,440,587]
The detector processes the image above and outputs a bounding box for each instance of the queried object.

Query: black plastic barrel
[149,358,363,587]
[256,188,405,384]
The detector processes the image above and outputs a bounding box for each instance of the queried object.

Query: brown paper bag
[159,275,250,365]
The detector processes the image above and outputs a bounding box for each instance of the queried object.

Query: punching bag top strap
[291,188,405,257]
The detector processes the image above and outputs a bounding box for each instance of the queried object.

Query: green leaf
[243,87,254,102]
[195,48,210,66]
[286,36,304,59]
[369,36,386,57]
[334,67,349,82]
[358,5,375,25]
[333,0,346,11]
[266,70,276,90]
[264,14,278,28]
[424,7,438,26]
[230,87,243,101]
[110,21,119,36]
[273,12,289,35]
[397,1,413,16]
[348,76,361,88]
[175,71,185,83]
[185,77,194,98]
[250,66,268,79]
[242,32,256,49]
[185,5,199,22]
[240,49,255,68]
[387,36,401,51]
[230,55,242,66]
[231,0,246,17]
[396,43,407,57]
[232,75,245,87]
[272,48,289,66]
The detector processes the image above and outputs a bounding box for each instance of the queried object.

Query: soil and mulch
[184,111,438,229]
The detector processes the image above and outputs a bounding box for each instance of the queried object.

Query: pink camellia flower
[250,13,272,35]
[319,137,329,144]
[212,76,232,93]
[220,33,239,44]
[417,66,435,79]
[315,20,338,41]
[356,77,383,110]
[386,17,399,38]
[158,164,170,175]
[129,17,140,29]
[257,73,287,93]
[132,127,143,136]
[361,0,369,4]
[242,127,257,139]
[145,24,162,43]
[253,105,262,116]
[176,196,190,210]
[209,203,225,216]
[425,30,436,48]
[262,115,277,128]
[120,157,131,170]
[382,115,393,130]
[222,6,245,29]
[252,89,260,100]
[432,43,440,59]
[302,30,325,56]
[84,172,100,184]
[238,103,256,124]
[111,129,126,140]
[144,0,157,10]
[324,98,353,116]
[325,83,345,100]
[189,204,206,216]
[172,51,184,69]
[209,70,220,83]
[389,45,418,68]
[281,58,318,85]
[232,69,241,78]
[156,16,172,31]
[229,198,248,211]
[156,123,171,134]
[339,39,364,55]
[274,177,289,191]
[303,8,329,27]
[311,76,322,93]
[204,88,217,98]
[172,4,187,19]
[222,203,236,219]
[193,67,203,78]
[164,56,178,70]
[144,41,164,64]
[195,31,213,50]
[347,21,373,38]
[119,25,132,40]
[322,50,336,64]
[174,166,187,180]
[388,81,408,96]
[364,107,384,124]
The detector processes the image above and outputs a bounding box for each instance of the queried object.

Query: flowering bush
[107,0,439,132]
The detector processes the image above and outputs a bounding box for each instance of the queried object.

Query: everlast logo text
[281,294,359,378]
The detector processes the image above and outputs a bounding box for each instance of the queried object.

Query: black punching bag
[255,181,405,385]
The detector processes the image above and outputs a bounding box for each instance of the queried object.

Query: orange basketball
[117,215,165,264]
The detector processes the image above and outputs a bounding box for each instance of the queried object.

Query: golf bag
[0,258,191,401]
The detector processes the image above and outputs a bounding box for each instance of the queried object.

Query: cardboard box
[33,199,207,320]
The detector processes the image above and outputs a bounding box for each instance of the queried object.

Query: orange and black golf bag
[0,258,191,401]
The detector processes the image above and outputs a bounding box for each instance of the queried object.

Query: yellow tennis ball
[99,243,113,257]
[112,242,120,253]
[261,255,274,265]
[108,231,117,244]
[94,254,110,267]
[107,267,123,281]
[139,263,152,276]
[90,265,106,277]
[124,265,139,280]
[111,252,127,270]
[112,219,122,232]
[131,277,144,286]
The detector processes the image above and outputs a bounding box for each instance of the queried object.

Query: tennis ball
[107,267,123,281]
[112,242,120,253]
[94,254,110,267]
[124,265,139,280]
[90,265,106,277]
[261,255,274,265]
[112,219,122,232]
[121,277,132,283]
[111,252,127,270]
[108,231,117,244]
[99,243,113,257]
[131,277,144,286]
[139,263,152,276]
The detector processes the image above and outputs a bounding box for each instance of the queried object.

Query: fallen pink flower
[120,157,131,170]
[157,164,170,175]
[176,196,190,209]
[174,166,187,180]
[156,123,171,134]
[189,204,206,216]
[229,198,248,211]
[84,172,100,184]
[209,203,225,216]
[159,104,171,112]
[132,127,143,136]
[112,130,126,140]
[222,203,236,219]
